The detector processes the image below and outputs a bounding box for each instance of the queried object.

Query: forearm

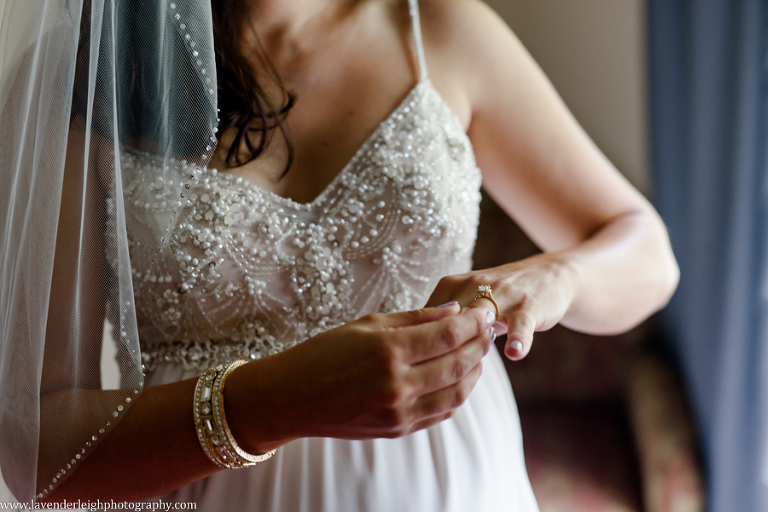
[42,361,293,502]
[43,305,490,501]
[44,378,222,502]
[556,208,679,335]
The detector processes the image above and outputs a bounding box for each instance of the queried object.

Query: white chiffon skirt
[147,349,539,512]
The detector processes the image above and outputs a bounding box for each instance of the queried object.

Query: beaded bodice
[121,80,482,371]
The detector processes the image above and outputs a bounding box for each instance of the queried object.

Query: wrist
[544,250,585,322]
[221,357,294,455]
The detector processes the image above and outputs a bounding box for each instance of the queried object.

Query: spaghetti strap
[407,0,428,80]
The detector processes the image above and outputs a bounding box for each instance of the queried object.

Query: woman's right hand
[225,303,495,454]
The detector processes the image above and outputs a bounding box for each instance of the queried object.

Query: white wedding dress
[119,1,539,510]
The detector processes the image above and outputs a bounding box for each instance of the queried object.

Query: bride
[0,0,678,510]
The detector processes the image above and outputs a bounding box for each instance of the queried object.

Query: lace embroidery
[120,80,482,372]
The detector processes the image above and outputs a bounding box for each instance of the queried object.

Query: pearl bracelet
[193,360,276,468]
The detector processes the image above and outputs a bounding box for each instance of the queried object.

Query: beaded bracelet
[193,360,276,468]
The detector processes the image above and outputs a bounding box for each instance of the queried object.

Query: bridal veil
[0,0,217,500]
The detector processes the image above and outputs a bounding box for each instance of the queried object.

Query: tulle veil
[0,0,218,500]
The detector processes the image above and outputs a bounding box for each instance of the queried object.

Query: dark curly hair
[72,0,295,172]
[212,0,296,172]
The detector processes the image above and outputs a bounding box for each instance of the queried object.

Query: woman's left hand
[425,253,579,361]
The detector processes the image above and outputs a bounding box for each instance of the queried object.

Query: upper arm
[41,119,108,393]
[420,0,655,252]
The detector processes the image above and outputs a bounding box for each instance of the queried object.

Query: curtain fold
[648,1,768,511]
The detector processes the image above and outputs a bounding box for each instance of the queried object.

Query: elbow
[606,213,681,332]
[653,248,680,313]
[647,216,680,315]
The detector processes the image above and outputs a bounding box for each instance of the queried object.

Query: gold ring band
[474,285,499,320]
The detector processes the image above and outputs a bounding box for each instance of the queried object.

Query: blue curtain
[648,1,768,511]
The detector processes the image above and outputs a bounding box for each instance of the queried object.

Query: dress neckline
[206,0,434,210]
[208,78,432,211]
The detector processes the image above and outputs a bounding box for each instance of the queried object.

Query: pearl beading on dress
[120,80,482,372]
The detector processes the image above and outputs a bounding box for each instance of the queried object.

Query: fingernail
[510,340,523,353]
[485,311,494,327]
[489,326,497,343]
[437,301,459,308]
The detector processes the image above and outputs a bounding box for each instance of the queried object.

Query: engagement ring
[474,285,499,320]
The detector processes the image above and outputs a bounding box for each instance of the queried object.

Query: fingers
[398,307,492,364]
[407,325,492,395]
[404,413,453,435]
[466,297,499,337]
[372,302,461,330]
[408,362,483,425]
[357,308,491,438]
[423,274,463,308]
[503,309,535,360]
[468,296,497,318]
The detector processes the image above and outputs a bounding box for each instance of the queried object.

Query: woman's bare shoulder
[417,0,511,52]
[414,0,527,126]
[419,1,522,86]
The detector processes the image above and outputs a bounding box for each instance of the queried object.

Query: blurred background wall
[485,0,649,195]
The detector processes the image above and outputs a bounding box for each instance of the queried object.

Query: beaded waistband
[140,337,300,373]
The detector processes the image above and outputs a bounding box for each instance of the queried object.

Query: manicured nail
[486,311,494,327]
[437,301,459,308]
[510,340,523,353]
[489,326,497,343]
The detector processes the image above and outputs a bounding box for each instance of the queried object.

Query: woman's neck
[239,0,362,85]
[244,0,353,45]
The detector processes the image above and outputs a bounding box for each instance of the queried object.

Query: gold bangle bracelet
[212,360,277,466]
[193,365,229,468]
[193,360,276,468]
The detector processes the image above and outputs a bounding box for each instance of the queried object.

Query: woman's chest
[117,83,483,368]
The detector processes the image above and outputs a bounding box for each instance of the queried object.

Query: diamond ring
[474,285,499,320]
